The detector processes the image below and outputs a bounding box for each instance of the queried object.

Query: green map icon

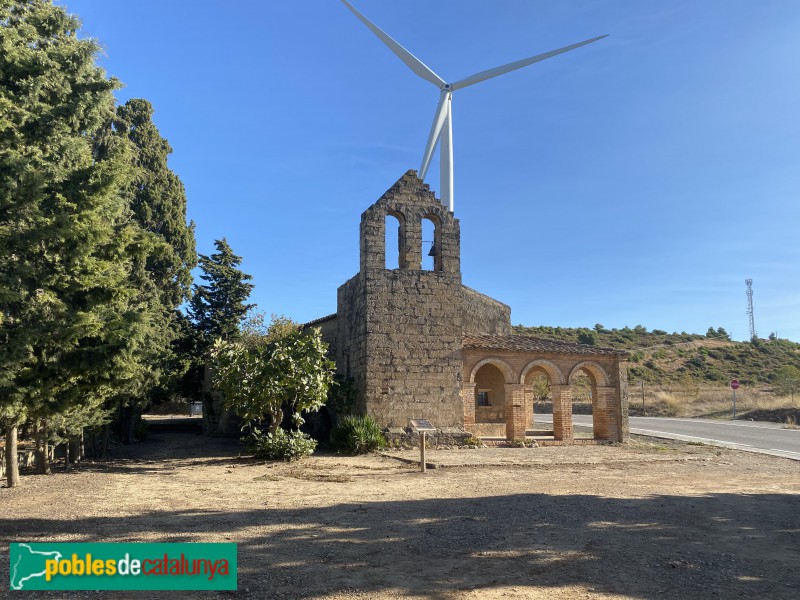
[10,544,63,590]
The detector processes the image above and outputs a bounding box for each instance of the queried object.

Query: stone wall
[362,268,464,427]
[201,364,240,437]
[336,171,465,428]
[0,444,54,478]
[461,285,511,336]
[311,315,338,357]
[336,273,368,414]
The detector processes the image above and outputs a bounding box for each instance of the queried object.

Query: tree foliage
[189,238,254,352]
[211,318,335,439]
[529,373,551,402]
[1,2,198,479]
[113,98,196,310]
[101,98,197,432]
[0,0,143,465]
[773,366,800,401]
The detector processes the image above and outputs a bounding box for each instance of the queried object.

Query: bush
[331,415,386,455]
[248,428,317,461]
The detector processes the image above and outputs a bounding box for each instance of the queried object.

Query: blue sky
[59,0,800,341]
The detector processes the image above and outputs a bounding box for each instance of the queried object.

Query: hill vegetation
[512,324,800,388]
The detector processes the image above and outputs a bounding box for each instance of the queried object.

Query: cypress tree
[113,98,196,310]
[0,0,139,479]
[101,99,197,437]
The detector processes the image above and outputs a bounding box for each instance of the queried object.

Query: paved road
[535,415,800,461]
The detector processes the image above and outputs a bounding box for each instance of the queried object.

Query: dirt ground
[2,418,799,600]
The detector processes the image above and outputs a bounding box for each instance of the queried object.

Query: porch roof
[462,334,628,357]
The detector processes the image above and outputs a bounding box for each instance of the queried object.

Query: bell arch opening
[421,214,442,272]
[384,211,406,269]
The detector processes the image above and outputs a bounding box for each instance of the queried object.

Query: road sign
[730,379,740,390]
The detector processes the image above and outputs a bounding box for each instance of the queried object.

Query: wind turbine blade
[340,0,445,88]
[450,34,608,91]
[420,91,450,180]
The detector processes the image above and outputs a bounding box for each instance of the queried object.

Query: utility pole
[641,381,646,416]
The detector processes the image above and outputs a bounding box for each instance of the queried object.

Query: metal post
[732,388,736,420]
[420,431,426,473]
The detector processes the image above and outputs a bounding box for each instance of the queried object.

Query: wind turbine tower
[341,0,608,212]
[745,278,756,340]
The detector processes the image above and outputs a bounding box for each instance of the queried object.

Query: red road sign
[730,379,740,390]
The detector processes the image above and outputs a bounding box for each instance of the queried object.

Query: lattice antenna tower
[745,278,756,340]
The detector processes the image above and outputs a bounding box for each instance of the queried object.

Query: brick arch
[568,361,611,387]
[469,357,517,385]
[519,359,566,385]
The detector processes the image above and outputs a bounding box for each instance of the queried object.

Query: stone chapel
[306,171,629,444]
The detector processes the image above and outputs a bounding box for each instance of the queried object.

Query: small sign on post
[730,379,739,419]
[409,420,436,473]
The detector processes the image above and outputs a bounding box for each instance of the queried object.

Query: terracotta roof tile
[302,313,337,328]
[462,334,628,357]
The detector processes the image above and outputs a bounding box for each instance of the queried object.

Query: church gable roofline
[361,170,455,224]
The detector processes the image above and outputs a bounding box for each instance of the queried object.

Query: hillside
[512,324,800,387]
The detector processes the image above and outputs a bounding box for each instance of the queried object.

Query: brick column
[504,383,526,441]
[462,382,477,431]
[523,386,536,429]
[593,386,619,441]
[552,385,573,443]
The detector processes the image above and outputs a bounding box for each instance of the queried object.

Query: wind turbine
[341,0,608,212]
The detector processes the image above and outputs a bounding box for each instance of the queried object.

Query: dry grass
[631,384,799,421]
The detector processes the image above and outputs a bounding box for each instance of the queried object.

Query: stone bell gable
[335,171,466,427]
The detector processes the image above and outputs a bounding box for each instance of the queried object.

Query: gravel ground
[1,418,799,599]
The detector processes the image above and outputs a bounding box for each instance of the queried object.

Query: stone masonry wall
[315,316,338,357]
[363,269,464,427]
[461,285,511,336]
[337,171,465,428]
[336,274,368,414]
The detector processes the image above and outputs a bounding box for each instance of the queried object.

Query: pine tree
[0,0,140,480]
[189,239,255,350]
[184,239,254,405]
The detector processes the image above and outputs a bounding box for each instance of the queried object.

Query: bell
[428,243,438,257]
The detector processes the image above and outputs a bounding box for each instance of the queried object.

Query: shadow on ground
[2,423,798,599]
[2,490,798,598]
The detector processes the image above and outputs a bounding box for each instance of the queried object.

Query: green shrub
[331,415,386,455]
[248,428,317,461]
